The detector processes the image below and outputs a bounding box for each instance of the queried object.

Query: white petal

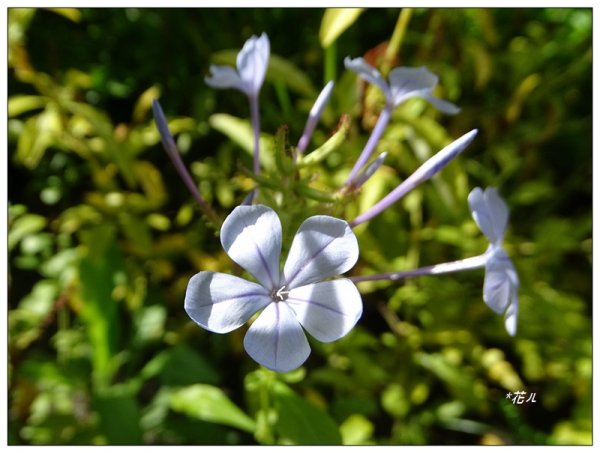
[420,93,461,115]
[286,279,362,343]
[483,249,519,315]
[243,302,310,372]
[389,66,438,103]
[205,65,243,90]
[283,215,359,288]
[221,204,282,290]
[504,298,518,336]
[237,33,270,96]
[185,272,271,334]
[468,187,509,245]
[344,57,391,101]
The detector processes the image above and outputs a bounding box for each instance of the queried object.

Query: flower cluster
[153,32,520,371]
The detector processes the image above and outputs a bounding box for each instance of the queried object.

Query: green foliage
[8,7,592,446]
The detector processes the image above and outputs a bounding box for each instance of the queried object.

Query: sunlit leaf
[170,384,256,433]
[8,95,47,117]
[8,212,47,251]
[209,113,275,171]
[319,8,364,48]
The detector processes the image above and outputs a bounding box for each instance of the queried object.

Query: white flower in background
[205,33,270,98]
[184,204,362,372]
[468,187,519,336]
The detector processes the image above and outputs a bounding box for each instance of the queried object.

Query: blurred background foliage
[7,7,592,445]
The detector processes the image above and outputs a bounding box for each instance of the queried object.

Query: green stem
[324,41,337,86]
[382,8,412,76]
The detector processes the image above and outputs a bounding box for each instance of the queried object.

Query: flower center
[271,285,289,302]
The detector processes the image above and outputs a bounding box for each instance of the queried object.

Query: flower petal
[468,187,509,245]
[243,302,310,372]
[483,248,519,316]
[237,33,270,96]
[504,298,518,336]
[283,215,359,288]
[344,57,391,100]
[221,204,282,290]
[205,65,243,91]
[389,67,459,114]
[185,271,271,334]
[286,279,362,343]
[419,93,461,115]
[388,66,438,104]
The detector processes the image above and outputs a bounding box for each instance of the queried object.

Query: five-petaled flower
[184,204,363,372]
[205,33,270,98]
[468,187,519,336]
[344,56,460,113]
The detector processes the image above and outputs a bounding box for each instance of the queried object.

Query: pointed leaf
[170,384,256,433]
[320,8,364,48]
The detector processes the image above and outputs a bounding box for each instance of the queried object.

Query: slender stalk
[345,104,393,185]
[249,94,261,175]
[324,41,337,87]
[152,99,220,227]
[382,8,412,75]
[350,254,488,283]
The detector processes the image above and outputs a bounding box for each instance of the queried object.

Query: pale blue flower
[343,57,459,185]
[350,186,519,336]
[205,33,270,98]
[184,204,362,372]
[468,187,519,336]
[205,33,270,176]
[344,57,460,113]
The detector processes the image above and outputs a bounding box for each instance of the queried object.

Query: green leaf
[78,225,122,387]
[64,100,137,187]
[340,414,374,445]
[273,381,341,445]
[209,113,275,171]
[16,107,62,169]
[139,344,219,386]
[8,95,47,117]
[94,385,143,445]
[170,384,256,433]
[8,212,47,251]
[319,8,364,48]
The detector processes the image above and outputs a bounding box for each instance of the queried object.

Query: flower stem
[345,104,393,186]
[350,253,488,283]
[249,94,261,175]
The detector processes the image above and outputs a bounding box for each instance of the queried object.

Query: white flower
[205,33,270,98]
[468,187,519,336]
[344,56,460,114]
[184,205,363,372]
